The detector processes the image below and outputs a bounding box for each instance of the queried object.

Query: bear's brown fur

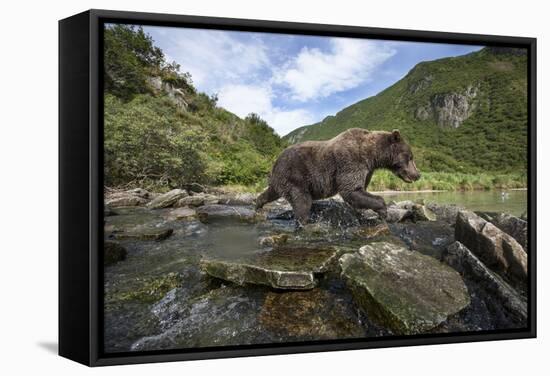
[256,128,420,224]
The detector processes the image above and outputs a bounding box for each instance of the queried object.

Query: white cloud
[217,84,314,136]
[273,38,395,102]
[153,28,270,91]
[146,27,396,134]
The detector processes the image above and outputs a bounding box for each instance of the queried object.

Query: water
[103,191,527,353]
[379,190,527,217]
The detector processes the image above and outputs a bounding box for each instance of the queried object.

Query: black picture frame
[59,9,537,367]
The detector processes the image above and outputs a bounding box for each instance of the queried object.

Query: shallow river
[379,189,527,217]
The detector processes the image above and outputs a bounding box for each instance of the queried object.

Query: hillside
[285,47,528,177]
[103,25,286,191]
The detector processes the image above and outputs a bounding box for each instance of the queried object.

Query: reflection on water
[379,189,527,216]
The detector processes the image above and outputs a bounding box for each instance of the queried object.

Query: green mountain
[285,47,528,176]
[103,25,285,191]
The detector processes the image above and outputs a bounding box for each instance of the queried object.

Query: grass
[368,170,526,192]
[216,170,526,195]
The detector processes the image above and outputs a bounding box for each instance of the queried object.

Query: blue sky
[143,26,483,136]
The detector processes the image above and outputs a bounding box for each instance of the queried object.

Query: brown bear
[255,128,420,224]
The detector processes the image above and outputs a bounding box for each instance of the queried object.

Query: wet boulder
[339,242,470,335]
[455,211,527,285]
[411,204,437,221]
[200,246,340,290]
[269,199,381,227]
[147,189,188,209]
[196,204,256,223]
[385,207,411,223]
[443,241,527,323]
[104,241,127,266]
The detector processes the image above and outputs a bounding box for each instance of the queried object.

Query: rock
[111,228,173,241]
[270,199,380,227]
[218,193,257,206]
[455,211,527,285]
[196,204,256,223]
[259,289,365,339]
[339,242,470,334]
[175,193,219,207]
[411,204,437,221]
[259,234,289,247]
[164,207,196,221]
[415,85,479,128]
[200,246,340,290]
[394,200,415,210]
[443,242,527,323]
[352,223,391,239]
[105,195,148,208]
[389,220,454,259]
[426,202,465,224]
[104,241,127,266]
[489,213,528,251]
[131,285,267,351]
[385,207,411,223]
[147,189,188,209]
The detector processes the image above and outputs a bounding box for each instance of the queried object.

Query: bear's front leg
[341,189,387,218]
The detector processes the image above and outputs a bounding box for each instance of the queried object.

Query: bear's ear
[391,129,401,143]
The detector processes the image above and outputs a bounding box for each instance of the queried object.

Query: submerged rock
[131,285,269,351]
[111,228,173,241]
[455,211,527,285]
[200,246,340,290]
[259,289,365,339]
[389,220,454,259]
[164,207,196,221]
[147,189,188,209]
[104,241,127,266]
[339,242,470,334]
[443,241,527,323]
[258,234,289,247]
[351,223,391,239]
[196,204,256,223]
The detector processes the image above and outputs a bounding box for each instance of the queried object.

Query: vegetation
[103,25,286,190]
[105,25,526,192]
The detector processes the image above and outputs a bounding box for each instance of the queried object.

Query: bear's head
[387,130,421,183]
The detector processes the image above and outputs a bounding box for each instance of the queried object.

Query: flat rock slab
[163,207,197,221]
[200,247,340,290]
[196,204,256,223]
[111,228,173,241]
[339,242,470,335]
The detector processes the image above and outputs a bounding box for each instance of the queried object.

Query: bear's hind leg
[286,188,312,226]
[255,185,280,209]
